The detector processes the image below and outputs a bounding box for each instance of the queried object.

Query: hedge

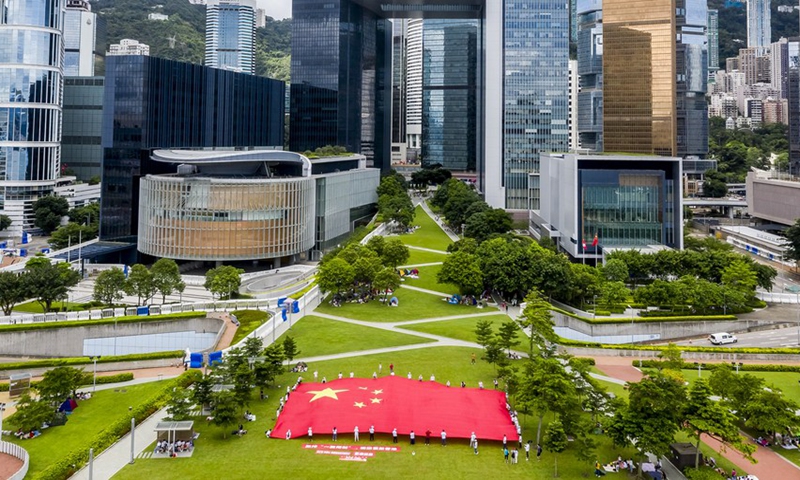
[0,311,206,333]
[0,372,135,392]
[550,306,737,324]
[292,278,318,299]
[0,350,183,372]
[558,336,800,355]
[635,360,800,373]
[33,371,200,480]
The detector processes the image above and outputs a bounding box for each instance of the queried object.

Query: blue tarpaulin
[136,306,149,316]
[209,351,223,365]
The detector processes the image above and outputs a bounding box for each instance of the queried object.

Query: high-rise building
[100,55,285,241]
[422,19,479,172]
[405,19,423,155]
[770,38,792,98]
[205,0,256,74]
[62,77,104,182]
[746,0,771,49]
[739,46,771,85]
[570,0,578,43]
[108,39,150,56]
[708,9,719,78]
[568,59,580,151]
[675,0,709,158]
[577,0,603,152]
[786,39,800,175]
[64,0,106,77]
[391,19,408,164]
[0,0,66,236]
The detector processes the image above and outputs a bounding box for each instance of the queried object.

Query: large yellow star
[371,389,383,395]
[306,388,349,403]
[354,401,366,408]
[370,397,382,404]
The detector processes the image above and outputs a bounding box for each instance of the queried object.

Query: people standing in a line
[473,439,479,455]
[512,448,518,464]
[441,429,447,446]
[285,429,291,440]
[502,434,507,450]
[470,432,476,449]
[369,425,375,441]
[307,427,312,440]
[408,372,412,380]
[354,426,359,442]
[425,429,431,445]
[410,430,416,445]
[392,428,398,444]
[332,427,337,441]
[504,447,509,463]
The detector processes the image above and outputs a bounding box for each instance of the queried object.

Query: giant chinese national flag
[272,377,517,441]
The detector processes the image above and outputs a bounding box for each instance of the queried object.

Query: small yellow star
[354,401,366,408]
[306,388,349,403]
[371,389,383,395]
[370,397,382,404]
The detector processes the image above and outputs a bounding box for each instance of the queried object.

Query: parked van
[708,332,737,345]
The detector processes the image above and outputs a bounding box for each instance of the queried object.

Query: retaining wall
[562,345,800,363]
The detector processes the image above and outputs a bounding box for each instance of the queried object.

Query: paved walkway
[400,284,452,298]
[419,200,461,242]
[398,262,445,268]
[405,245,449,255]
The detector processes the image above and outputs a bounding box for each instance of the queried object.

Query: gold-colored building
[602,0,676,156]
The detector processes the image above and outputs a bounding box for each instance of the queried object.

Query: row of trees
[377,173,415,231]
[317,236,408,299]
[409,165,451,189]
[11,366,97,433]
[431,178,512,243]
[0,258,81,314]
[93,258,186,306]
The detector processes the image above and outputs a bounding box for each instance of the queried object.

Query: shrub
[634,360,800,373]
[0,311,206,333]
[557,336,800,355]
[551,306,737,324]
[0,350,183,372]
[0,372,135,392]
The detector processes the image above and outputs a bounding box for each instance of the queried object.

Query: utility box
[670,443,702,471]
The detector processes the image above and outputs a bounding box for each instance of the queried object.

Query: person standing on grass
[474,439,479,455]
[441,429,447,446]
[332,427,337,442]
[537,443,542,461]
[425,429,431,445]
[392,428,398,443]
[369,425,375,441]
[524,441,530,461]
[471,353,476,365]
[504,447,509,463]
[502,434,507,450]
[389,363,394,373]
[308,427,312,440]
[354,426,359,442]
[410,430,416,445]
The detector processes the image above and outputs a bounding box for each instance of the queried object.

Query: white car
[708,332,738,345]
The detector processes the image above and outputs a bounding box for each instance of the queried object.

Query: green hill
[93,0,291,81]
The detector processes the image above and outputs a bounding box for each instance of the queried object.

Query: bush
[635,360,800,373]
[0,311,206,333]
[557,336,800,355]
[0,350,183,372]
[551,306,737,324]
[0,372,135,392]
[33,371,200,480]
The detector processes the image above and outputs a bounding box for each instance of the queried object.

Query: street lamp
[593,295,598,320]
[694,362,702,378]
[628,304,635,344]
[730,361,743,374]
[87,356,101,392]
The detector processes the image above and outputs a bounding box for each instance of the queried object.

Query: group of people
[12,428,41,439]
[594,456,636,477]
[773,431,800,449]
[155,439,193,455]
[276,377,304,419]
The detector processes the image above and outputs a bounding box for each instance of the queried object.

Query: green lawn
[230,310,270,345]
[8,382,167,477]
[276,315,433,358]
[402,264,456,294]
[113,347,645,480]
[315,287,478,322]
[13,300,93,313]
[399,314,514,345]
[403,248,448,266]
[675,369,800,399]
[396,205,454,252]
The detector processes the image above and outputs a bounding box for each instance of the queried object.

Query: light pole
[731,361,742,374]
[0,402,6,435]
[694,362,702,378]
[592,295,598,319]
[129,416,135,464]
[88,356,101,392]
[629,304,635,344]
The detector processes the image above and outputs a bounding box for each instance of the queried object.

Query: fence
[0,441,29,480]
[757,291,800,304]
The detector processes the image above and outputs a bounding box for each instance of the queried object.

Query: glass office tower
[577,0,603,152]
[707,9,719,77]
[205,0,256,74]
[503,0,570,209]
[422,19,479,171]
[0,0,65,232]
[746,0,770,49]
[676,0,708,158]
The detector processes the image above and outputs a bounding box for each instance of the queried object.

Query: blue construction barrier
[209,351,223,365]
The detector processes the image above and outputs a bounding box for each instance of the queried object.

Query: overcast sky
[257,0,291,19]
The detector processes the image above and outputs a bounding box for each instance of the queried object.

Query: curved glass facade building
[0,0,65,229]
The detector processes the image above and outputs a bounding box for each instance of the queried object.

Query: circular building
[137,150,315,262]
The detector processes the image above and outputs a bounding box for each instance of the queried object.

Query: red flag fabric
[592,233,599,246]
[272,377,517,441]
[582,240,587,250]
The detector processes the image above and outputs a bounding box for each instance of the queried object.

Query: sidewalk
[418,200,460,242]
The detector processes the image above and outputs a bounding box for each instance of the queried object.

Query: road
[669,325,800,348]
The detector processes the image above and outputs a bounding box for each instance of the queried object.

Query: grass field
[396,205,454,252]
[401,264,457,294]
[275,315,433,358]
[315,287,478,322]
[398,314,515,345]
[229,310,270,345]
[113,347,643,480]
[13,300,92,313]
[8,382,167,477]
[403,248,448,266]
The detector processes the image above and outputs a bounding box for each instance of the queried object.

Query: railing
[757,291,800,304]
[0,440,30,480]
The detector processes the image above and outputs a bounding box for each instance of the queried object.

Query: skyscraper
[406,19,423,157]
[0,0,66,235]
[746,0,771,49]
[708,9,719,78]
[675,0,709,158]
[64,0,106,76]
[205,0,256,74]
[577,0,603,152]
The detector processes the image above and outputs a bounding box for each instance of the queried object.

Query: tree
[482,338,505,371]
[517,289,556,353]
[543,420,569,477]
[68,202,100,226]
[365,235,385,257]
[193,374,214,411]
[474,319,494,350]
[0,214,11,231]
[598,281,629,307]
[318,257,356,295]
[684,379,751,468]
[602,259,629,283]
[166,388,194,421]
[242,336,264,359]
[380,238,409,268]
[741,388,800,436]
[93,267,126,306]
[211,390,240,438]
[125,264,157,305]
[254,343,285,388]
[519,355,580,445]
[784,218,800,267]
[496,320,521,356]
[25,260,81,312]
[702,178,728,197]
[49,222,98,250]
[463,208,512,243]
[373,267,400,302]
[9,394,55,432]
[353,250,383,286]
[204,265,244,300]
[37,366,85,403]
[0,271,26,315]
[656,344,685,372]
[282,335,300,370]
[151,258,185,303]
[32,195,69,234]
[437,250,484,295]
[232,363,255,405]
[721,259,757,296]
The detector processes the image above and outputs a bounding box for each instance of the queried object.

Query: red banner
[272,377,516,441]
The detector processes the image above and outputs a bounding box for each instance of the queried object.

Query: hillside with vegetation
[93,0,291,81]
